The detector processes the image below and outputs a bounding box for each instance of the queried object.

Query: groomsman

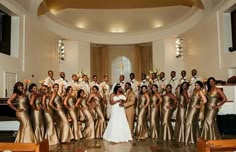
[43,70,55,88]
[168,71,178,94]
[130,73,139,96]
[140,73,149,87]
[179,70,187,84]
[158,72,167,95]
[78,75,90,95]
[68,74,79,95]
[99,75,110,118]
[189,69,202,96]
[120,82,136,134]
[150,72,159,85]
[118,75,126,90]
[55,72,68,95]
[90,75,100,88]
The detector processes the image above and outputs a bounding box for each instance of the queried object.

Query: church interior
[1,0,236,152]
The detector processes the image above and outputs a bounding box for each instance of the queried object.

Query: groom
[120,82,136,134]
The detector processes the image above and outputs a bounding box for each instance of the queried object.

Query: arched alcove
[111,56,132,84]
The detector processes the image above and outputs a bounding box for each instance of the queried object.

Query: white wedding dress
[103,95,132,142]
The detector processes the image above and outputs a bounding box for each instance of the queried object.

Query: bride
[103,84,132,143]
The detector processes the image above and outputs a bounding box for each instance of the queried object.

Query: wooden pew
[197,137,236,152]
[0,139,49,152]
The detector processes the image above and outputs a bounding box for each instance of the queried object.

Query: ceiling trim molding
[38,0,203,15]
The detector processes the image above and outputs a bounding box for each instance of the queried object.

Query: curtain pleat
[90,46,109,82]
[135,44,153,79]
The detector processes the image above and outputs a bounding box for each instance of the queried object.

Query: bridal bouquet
[118,95,126,107]
[118,95,126,101]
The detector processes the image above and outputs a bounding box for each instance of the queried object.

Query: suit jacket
[124,89,136,115]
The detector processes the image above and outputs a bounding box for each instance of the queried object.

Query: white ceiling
[13,0,204,34]
[50,6,191,33]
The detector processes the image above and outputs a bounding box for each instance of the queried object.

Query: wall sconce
[58,40,65,63]
[176,38,184,58]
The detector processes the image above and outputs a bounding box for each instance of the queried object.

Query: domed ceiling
[37,0,203,33]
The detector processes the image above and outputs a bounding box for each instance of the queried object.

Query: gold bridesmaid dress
[94,96,106,138]
[135,95,148,140]
[160,95,174,141]
[150,95,160,138]
[185,93,201,144]
[80,98,95,139]
[44,98,59,145]
[201,90,221,140]
[54,95,74,143]
[174,94,187,143]
[31,97,44,142]
[15,97,36,143]
[68,96,83,140]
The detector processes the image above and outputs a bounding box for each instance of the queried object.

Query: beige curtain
[90,45,109,82]
[135,44,153,80]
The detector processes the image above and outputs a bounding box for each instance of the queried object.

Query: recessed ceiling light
[153,21,163,28]
[110,26,126,33]
[76,22,87,29]
[49,8,58,15]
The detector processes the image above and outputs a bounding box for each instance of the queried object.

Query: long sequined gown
[94,96,106,138]
[53,95,74,142]
[174,94,187,142]
[31,97,44,142]
[185,92,201,144]
[201,90,221,140]
[44,97,59,145]
[68,96,82,140]
[150,95,160,138]
[135,95,148,139]
[15,97,36,143]
[160,95,175,141]
[80,98,95,139]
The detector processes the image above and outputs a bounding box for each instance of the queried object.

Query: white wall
[152,39,184,81]
[22,15,59,83]
[59,40,90,80]
[78,41,90,76]
[182,0,236,81]
[217,0,236,71]
[0,1,59,97]
[59,41,79,80]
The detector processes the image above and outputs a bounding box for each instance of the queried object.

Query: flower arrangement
[148,69,160,83]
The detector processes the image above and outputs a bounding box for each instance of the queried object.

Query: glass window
[111,56,132,84]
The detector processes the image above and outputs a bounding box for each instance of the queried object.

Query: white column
[78,41,90,76]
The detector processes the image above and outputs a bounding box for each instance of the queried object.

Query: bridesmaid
[42,85,59,145]
[160,84,177,141]
[49,83,74,143]
[29,83,44,142]
[150,84,162,139]
[135,85,150,140]
[76,89,95,139]
[174,82,189,143]
[87,86,106,138]
[185,81,207,145]
[64,86,82,140]
[7,81,36,143]
[201,77,227,140]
